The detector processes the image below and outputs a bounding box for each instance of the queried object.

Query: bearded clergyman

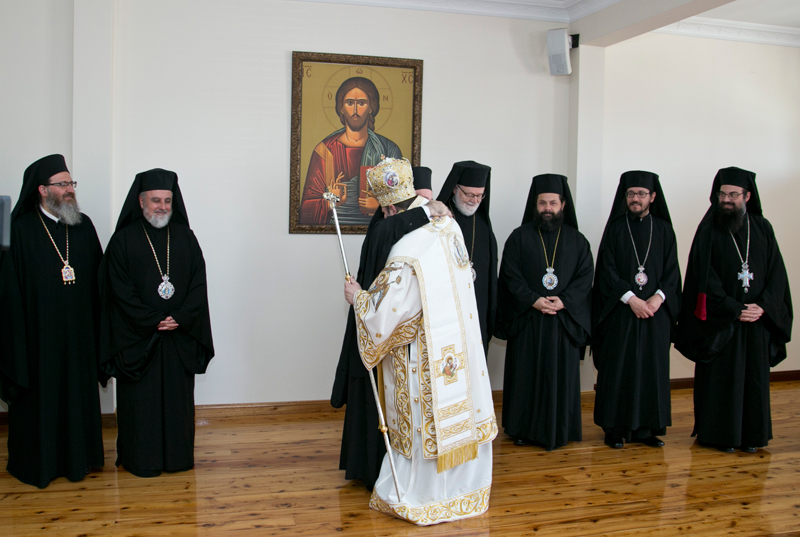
[495,174,593,451]
[99,168,214,477]
[677,167,792,453]
[0,154,104,488]
[344,157,496,525]
[592,171,682,449]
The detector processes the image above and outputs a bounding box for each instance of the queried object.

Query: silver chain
[625,213,653,269]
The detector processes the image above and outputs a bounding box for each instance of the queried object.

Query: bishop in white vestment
[345,157,497,525]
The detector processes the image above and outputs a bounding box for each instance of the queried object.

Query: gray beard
[146,211,172,229]
[46,191,82,226]
[453,196,479,216]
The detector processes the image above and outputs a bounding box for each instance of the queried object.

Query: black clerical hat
[113,168,190,232]
[437,161,492,215]
[597,170,672,254]
[710,166,762,216]
[521,174,578,229]
[412,167,432,191]
[11,154,71,222]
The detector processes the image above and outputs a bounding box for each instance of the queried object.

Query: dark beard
[534,210,563,232]
[714,205,746,234]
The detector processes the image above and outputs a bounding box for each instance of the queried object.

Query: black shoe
[642,436,665,448]
[514,438,528,446]
[699,440,734,453]
[604,437,624,449]
[738,446,757,453]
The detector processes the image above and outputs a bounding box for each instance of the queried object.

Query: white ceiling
[294,0,800,46]
[700,0,800,29]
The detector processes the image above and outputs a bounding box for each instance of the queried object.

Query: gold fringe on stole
[436,441,478,473]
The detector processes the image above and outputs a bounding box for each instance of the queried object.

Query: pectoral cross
[738,264,754,293]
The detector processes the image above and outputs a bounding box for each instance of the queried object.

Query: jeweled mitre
[367,156,416,208]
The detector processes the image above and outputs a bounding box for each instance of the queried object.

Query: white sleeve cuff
[422,205,431,218]
[656,289,666,301]
[620,291,635,304]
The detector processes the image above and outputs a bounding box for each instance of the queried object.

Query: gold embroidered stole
[385,211,479,473]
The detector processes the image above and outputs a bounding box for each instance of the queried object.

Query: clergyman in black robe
[99,169,214,477]
[0,154,104,488]
[676,167,792,453]
[495,174,593,450]
[331,167,454,490]
[437,161,497,355]
[592,171,681,449]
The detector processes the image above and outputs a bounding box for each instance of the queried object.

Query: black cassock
[677,215,792,447]
[592,214,681,440]
[101,218,213,477]
[331,206,429,489]
[0,210,104,488]
[451,208,497,355]
[497,223,593,450]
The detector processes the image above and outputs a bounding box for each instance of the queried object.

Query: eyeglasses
[625,191,650,199]
[457,185,486,201]
[717,191,743,200]
[47,181,78,188]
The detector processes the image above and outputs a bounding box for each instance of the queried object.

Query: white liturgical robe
[354,203,497,525]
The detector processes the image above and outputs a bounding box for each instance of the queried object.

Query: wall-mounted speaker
[547,28,573,76]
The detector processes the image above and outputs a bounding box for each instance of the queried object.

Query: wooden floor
[1,383,799,536]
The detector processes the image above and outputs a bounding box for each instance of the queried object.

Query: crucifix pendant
[738,263,754,293]
[634,266,648,290]
[470,261,476,282]
[61,264,76,285]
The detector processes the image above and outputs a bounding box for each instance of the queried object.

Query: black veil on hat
[437,161,492,214]
[521,174,578,229]
[11,154,70,222]
[709,166,762,216]
[412,167,432,191]
[114,168,190,232]
[596,170,670,253]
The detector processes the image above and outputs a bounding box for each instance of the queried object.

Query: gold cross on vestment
[436,345,465,386]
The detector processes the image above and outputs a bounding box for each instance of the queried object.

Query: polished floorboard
[1,382,799,536]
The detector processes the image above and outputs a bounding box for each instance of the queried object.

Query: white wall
[110,0,569,404]
[602,32,800,378]
[0,0,74,182]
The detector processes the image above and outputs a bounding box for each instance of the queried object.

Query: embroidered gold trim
[439,419,472,440]
[389,346,412,459]
[438,401,470,421]
[369,485,491,526]
[366,264,403,311]
[476,414,499,444]
[418,327,438,460]
[355,290,421,370]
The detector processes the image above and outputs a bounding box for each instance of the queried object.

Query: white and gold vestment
[354,198,497,525]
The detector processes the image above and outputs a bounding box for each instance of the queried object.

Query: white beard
[453,196,479,216]
[146,211,172,229]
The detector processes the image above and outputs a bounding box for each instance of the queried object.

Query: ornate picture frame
[289,51,423,234]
